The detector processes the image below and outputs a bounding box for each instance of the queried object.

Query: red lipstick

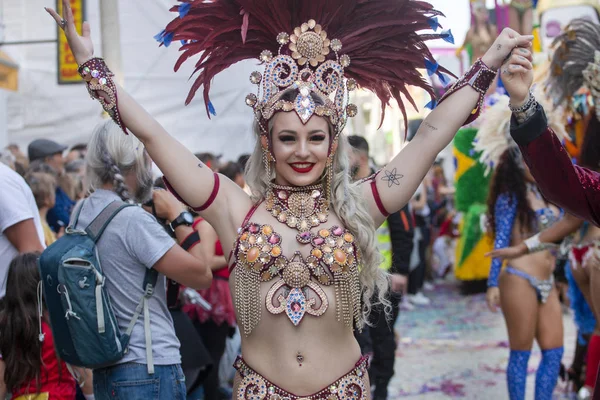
[290,163,315,173]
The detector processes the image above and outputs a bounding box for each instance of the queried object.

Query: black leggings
[368,292,401,399]
[194,319,232,400]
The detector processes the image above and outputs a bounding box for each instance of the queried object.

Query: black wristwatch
[169,211,194,233]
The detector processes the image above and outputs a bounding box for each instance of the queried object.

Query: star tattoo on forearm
[381,168,403,187]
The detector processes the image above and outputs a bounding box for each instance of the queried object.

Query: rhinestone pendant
[295,94,315,123]
[285,288,307,326]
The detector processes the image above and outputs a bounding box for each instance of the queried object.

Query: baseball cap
[28,139,67,162]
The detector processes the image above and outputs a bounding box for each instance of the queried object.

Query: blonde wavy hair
[244,109,390,326]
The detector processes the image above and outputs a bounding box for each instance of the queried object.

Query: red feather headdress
[158,0,452,134]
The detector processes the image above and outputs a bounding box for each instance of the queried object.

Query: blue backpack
[38,200,159,374]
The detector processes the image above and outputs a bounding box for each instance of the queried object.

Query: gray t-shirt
[74,189,180,366]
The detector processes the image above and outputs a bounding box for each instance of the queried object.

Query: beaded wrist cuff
[524,233,557,254]
[78,57,127,134]
[437,58,497,126]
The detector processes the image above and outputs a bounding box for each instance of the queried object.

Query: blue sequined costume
[488,192,563,400]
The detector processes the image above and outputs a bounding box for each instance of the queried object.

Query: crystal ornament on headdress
[246,19,355,134]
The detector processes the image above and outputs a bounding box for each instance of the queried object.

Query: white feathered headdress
[474,86,568,175]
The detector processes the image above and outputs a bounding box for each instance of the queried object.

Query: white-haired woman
[48,0,533,398]
[75,120,211,398]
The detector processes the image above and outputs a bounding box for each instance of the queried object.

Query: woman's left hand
[153,189,186,222]
[481,27,534,71]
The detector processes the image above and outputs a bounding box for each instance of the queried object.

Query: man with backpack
[39,121,212,399]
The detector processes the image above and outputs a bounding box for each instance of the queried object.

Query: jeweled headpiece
[158,0,452,137]
[245,19,355,134]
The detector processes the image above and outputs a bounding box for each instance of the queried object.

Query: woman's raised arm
[45,1,251,228]
[363,28,533,227]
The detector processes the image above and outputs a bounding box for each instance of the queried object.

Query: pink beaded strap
[78,57,127,134]
[436,58,497,126]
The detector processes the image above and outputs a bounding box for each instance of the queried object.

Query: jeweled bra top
[230,187,363,337]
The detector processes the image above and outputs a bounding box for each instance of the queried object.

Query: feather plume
[547,19,600,109]
[475,87,568,175]
[160,0,452,130]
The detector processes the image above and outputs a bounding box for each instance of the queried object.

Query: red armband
[163,173,220,212]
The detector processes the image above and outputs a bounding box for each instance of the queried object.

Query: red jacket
[511,105,600,226]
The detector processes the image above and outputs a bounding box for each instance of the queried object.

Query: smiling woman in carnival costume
[47,0,533,398]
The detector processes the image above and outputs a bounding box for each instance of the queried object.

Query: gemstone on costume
[276,32,290,45]
[313,237,325,245]
[278,190,288,200]
[249,235,257,245]
[344,233,354,242]
[259,252,271,264]
[278,212,288,223]
[319,229,330,238]
[322,245,332,253]
[245,93,258,107]
[260,50,273,62]
[347,78,357,91]
[324,253,334,264]
[333,227,343,236]
[334,249,347,264]
[331,263,341,272]
[340,54,351,68]
[250,71,262,84]
[262,271,272,280]
[330,38,342,52]
[312,249,323,258]
[247,247,260,263]
[285,288,308,325]
[299,220,309,230]
[262,225,273,235]
[271,246,282,257]
[346,104,358,117]
[249,224,260,234]
[318,213,328,222]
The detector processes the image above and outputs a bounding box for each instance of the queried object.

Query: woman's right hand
[486,287,501,313]
[485,242,527,261]
[499,47,535,107]
[45,0,94,65]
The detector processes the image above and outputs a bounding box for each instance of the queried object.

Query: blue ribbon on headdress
[179,3,191,18]
[436,72,450,86]
[208,101,217,116]
[440,29,455,44]
[425,98,437,110]
[428,17,440,32]
[154,29,174,47]
[425,59,439,76]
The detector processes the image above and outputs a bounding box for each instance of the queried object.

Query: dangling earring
[325,137,338,203]
[261,134,274,185]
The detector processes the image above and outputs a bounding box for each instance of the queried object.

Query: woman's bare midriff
[507,219,556,280]
[229,272,364,395]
